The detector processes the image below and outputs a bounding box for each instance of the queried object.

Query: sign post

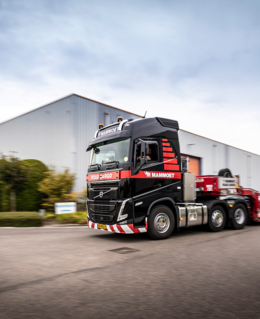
[55,202,77,214]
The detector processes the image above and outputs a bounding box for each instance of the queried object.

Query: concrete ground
[1,224,260,319]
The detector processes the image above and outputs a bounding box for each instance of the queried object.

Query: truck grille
[90,204,116,212]
[88,188,118,200]
[92,214,113,222]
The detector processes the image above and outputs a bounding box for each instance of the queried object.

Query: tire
[208,205,226,232]
[231,204,247,230]
[218,168,233,178]
[147,205,175,240]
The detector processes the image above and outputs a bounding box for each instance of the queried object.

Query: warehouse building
[0,93,260,192]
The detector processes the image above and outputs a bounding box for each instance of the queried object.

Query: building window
[104,113,110,126]
[213,145,218,174]
[247,155,251,187]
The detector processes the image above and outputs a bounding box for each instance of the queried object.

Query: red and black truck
[86,117,260,239]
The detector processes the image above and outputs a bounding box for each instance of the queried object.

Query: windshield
[89,138,130,166]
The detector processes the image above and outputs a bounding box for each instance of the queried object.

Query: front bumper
[87,220,147,234]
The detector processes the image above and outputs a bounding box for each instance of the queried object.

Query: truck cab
[86,117,250,239]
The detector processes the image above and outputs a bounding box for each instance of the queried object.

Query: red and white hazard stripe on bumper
[87,220,147,234]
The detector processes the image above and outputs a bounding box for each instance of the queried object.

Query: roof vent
[156,117,179,130]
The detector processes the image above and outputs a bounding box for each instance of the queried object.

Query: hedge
[45,211,87,224]
[0,212,42,227]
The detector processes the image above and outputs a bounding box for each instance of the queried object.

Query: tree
[0,156,29,212]
[16,159,48,211]
[38,167,76,211]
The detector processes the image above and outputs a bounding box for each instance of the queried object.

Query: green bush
[16,159,48,211]
[0,212,42,227]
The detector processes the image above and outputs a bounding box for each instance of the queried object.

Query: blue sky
[1,0,260,153]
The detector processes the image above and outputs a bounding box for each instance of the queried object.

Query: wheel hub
[154,213,170,233]
[212,210,224,227]
[234,208,245,225]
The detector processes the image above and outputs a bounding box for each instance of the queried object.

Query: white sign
[218,177,237,189]
[55,202,77,214]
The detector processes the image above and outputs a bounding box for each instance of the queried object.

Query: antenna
[142,111,147,118]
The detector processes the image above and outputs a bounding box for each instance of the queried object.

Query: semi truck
[86,116,260,239]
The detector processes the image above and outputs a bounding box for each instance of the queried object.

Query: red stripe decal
[120,170,131,179]
[128,224,140,233]
[92,222,95,229]
[162,139,168,141]
[87,171,119,181]
[163,147,172,151]
[131,171,181,179]
[163,152,175,157]
[110,225,115,232]
[163,158,178,164]
[164,164,180,171]
[116,225,124,233]
[145,221,148,230]
[162,143,170,146]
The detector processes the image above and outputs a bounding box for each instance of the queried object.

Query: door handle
[154,184,162,189]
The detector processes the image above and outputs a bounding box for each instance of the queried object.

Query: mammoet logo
[152,172,175,178]
[143,171,175,178]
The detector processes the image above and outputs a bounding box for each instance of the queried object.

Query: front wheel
[148,205,175,240]
[208,205,226,232]
[231,204,247,230]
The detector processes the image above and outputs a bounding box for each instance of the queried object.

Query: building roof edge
[179,128,260,157]
[0,93,142,125]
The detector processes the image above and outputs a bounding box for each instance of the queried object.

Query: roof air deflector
[156,117,179,130]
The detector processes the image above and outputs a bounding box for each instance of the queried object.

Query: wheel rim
[234,208,245,225]
[154,213,170,233]
[212,210,224,227]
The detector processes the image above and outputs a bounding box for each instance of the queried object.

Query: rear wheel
[208,205,226,232]
[148,205,175,240]
[231,204,247,230]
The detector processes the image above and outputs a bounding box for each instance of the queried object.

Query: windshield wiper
[102,160,119,165]
[89,164,101,171]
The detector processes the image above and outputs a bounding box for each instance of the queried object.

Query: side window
[145,142,159,165]
[135,141,159,168]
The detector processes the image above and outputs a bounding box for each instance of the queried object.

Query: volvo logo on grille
[99,191,104,198]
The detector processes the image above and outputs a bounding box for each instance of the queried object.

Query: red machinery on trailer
[196,170,260,223]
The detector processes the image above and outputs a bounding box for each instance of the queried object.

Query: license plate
[98,224,107,230]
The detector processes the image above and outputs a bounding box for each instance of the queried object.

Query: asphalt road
[1,224,260,319]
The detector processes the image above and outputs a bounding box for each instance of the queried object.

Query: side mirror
[140,157,147,166]
[132,140,148,176]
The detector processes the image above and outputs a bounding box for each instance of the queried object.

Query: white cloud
[0,0,260,154]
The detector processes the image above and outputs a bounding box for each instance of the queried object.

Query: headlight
[117,199,130,221]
